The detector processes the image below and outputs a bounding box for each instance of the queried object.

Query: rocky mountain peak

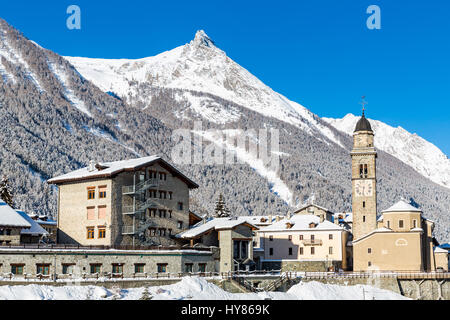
[191,30,215,48]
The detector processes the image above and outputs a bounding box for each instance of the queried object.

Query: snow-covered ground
[0,277,408,300]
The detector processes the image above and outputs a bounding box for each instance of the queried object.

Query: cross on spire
[360,96,367,116]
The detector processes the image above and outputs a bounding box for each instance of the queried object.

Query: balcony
[122,199,159,215]
[121,226,136,235]
[302,239,323,246]
[122,178,161,195]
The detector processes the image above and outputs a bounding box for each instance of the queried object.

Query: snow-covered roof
[434,246,448,254]
[258,214,345,232]
[47,155,198,188]
[16,210,49,236]
[237,215,283,226]
[381,200,422,213]
[0,200,31,228]
[294,203,331,214]
[177,217,258,239]
[335,212,352,223]
[37,219,57,226]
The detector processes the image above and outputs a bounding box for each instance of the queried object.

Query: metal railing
[122,199,159,215]
[122,178,161,195]
[302,239,323,246]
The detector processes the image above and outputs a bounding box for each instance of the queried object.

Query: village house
[47,156,199,247]
[176,217,259,272]
[257,214,349,271]
[0,200,31,245]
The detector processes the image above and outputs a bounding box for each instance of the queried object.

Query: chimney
[88,160,96,172]
[276,215,281,222]
[269,214,273,224]
[319,213,325,223]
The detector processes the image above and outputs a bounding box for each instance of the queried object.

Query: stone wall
[262,260,342,272]
[0,248,215,276]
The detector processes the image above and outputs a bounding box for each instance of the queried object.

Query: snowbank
[0,277,409,300]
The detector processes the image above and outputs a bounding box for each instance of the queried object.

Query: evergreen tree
[214,194,230,217]
[0,175,14,208]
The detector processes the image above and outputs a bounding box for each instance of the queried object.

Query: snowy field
[0,277,409,300]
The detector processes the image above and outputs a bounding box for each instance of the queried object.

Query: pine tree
[0,175,14,208]
[214,194,230,217]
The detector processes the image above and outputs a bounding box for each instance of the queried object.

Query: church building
[350,110,447,271]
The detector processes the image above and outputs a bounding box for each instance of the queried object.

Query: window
[11,264,24,275]
[198,263,206,273]
[169,210,172,219]
[363,215,366,222]
[62,264,75,274]
[359,164,363,178]
[168,192,173,200]
[233,240,249,260]
[98,206,106,219]
[329,234,333,240]
[311,234,315,240]
[288,235,292,241]
[368,248,372,254]
[99,186,107,198]
[185,263,193,273]
[112,264,123,274]
[311,247,315,255]
[363,201,366,208]
[87,188,95,199]
[36,264,50,275]
[177,221,183,229]
[157,264,167,273]
[6,229,11,235]
[387,220,390,228]
[90,264,101,274]
[87,207,95,220]
[329,247,333,254]
[178,202,184,210]
[413,219,417,228]
[269,235,273,241]
[159,172,167,180]
[368,261,372,267]
[299,235,303,240]
[98,227,106,239]
[269,248,274,256]
[135,264,145,273]
[288,247,293,255]
[0,229,3,236]
[364,164,368,178]
[299,247,304,255]
[87,227,95,239]
[399,220,404,228]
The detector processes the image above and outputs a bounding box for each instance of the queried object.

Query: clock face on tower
[355,180,373,197]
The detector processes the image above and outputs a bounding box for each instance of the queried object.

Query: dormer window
[308,222,317,228]
[286,222,294,229]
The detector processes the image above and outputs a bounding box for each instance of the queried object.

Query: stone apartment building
[48,156,199,247]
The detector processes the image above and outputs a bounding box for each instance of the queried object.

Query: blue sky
[1,0,449,155]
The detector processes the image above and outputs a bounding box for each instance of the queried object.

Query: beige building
[350,111,446,271]
[177,217,258,272]
[294,203,333,222]
[48,156,198,247]
[258,214,349,271]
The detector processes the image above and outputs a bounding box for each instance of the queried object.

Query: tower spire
[360,96,367,117]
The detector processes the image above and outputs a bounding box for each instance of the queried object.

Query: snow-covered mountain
[64,30,342,148]
[323,114,450,189]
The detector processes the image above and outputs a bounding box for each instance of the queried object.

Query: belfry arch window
[359,164,368,178]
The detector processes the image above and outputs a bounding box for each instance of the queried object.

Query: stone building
[0,200,31,245]
[177,217,258,272]
[0,247,216,277]
[48,156,199,247]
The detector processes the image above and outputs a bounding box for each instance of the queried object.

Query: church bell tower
[351,102,377,240]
